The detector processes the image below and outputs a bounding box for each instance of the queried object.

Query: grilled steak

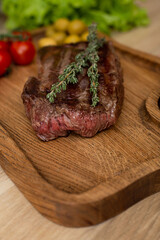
[21,42,124,141]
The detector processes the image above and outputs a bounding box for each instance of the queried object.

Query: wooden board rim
[0,36,160,227]
[1,122,159,201]
[1,123,160,227]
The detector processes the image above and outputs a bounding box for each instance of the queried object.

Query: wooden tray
[0,38,160,227]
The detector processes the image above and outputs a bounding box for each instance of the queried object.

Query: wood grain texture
[0,0,160,238]
[0,33,160,226]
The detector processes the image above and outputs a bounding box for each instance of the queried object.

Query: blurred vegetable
[0,41,10,51]
[51,32,66,45]
[81,31,89,41]
[0,32,36,77]
[10,41,35,65]
[54,18,70,32]
[45,26,55,37]
[38,38,57,48]
[68,20,86,35]
[0,50,12,76]
[2,0,149,34]
[41,19,87,46]
[64,35,81,44]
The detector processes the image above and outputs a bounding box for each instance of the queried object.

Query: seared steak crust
[21,42,124,141]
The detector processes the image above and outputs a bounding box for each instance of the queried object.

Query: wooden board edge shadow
[0,124,160,227]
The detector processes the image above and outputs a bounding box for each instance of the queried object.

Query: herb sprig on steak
[46,23,105,107]
[21,29,124,141]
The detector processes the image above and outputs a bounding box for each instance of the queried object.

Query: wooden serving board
[0,38,160,227]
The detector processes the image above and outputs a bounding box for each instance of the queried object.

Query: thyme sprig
[46,52,88,103]
[86,24,105,106]
[46,23,105,107]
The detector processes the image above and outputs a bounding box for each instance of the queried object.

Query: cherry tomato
[0,50,12,76]
[0,41,10,51]
[10,41,35,65]
[12,31,32,41]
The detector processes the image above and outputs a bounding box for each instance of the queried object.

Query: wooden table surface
[0,0,160,239]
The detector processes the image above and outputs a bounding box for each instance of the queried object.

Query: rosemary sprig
[46,23,105,106]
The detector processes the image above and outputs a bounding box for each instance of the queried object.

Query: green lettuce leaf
[2,0,149,34]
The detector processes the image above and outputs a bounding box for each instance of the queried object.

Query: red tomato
[12,31,32,41]
[10,41,35,65]
[0,50,12,76]
[0,41,10,51]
